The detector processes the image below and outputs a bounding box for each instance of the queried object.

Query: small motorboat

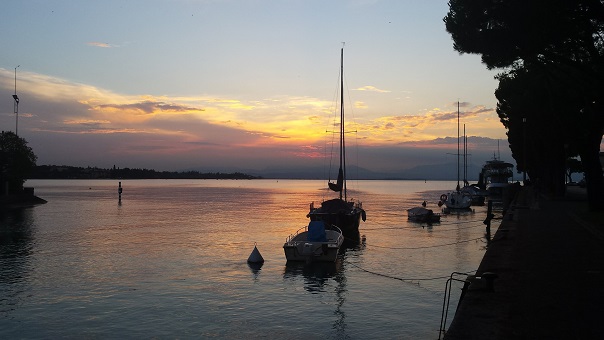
[283,221,344,263]
[407,207,441,223]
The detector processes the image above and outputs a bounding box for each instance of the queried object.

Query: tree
[495,64,586,196]
[445,1,604,70]
[445,0,604,210]
[0,131,38,195]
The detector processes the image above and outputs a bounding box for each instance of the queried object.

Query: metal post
[522,117,527,183]
[13,65,20,136]
[484,200,494,243]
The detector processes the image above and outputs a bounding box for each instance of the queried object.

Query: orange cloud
[0,68,502,159]
[86,42,116,48]
[354,85,390,93]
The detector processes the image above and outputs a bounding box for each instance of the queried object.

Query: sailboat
[307,47,366,241]
[440,101,472,210]
[460,124,486,205]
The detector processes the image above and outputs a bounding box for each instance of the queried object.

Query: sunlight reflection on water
[0,179,499,338]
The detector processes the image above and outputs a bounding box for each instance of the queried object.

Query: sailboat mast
[456,101,460,191]
[463,124,468,187]
[340,47,346,201]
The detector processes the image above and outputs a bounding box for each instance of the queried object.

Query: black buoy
[247,243,264,264]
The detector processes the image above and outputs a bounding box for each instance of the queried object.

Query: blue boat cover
[307,221,327,242]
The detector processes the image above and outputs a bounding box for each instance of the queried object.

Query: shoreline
[444,186,604,339]
[0,193,47,211]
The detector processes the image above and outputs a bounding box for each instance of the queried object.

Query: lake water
[1,179,499,339]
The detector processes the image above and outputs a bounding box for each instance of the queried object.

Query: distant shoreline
[29,164,492,181]
[30,165,262,180]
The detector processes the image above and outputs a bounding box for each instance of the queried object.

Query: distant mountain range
[188,162,496,181]
[34,161,520,182]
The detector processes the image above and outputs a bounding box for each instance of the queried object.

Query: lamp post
[522,117,526,183]
[13,65,20,136]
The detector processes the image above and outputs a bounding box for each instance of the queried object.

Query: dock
[444,186,604,339]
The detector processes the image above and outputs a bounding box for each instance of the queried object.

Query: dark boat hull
[308,49,366,246]
[307,198,364,242]
[408,214,441,223]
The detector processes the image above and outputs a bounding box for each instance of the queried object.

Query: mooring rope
[363,220,487,232]
[365,236,485,250]
[346,260,475,282]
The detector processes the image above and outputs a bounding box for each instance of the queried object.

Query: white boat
[407,207,441,223]
[283,221,344,262]
[480,155,514,197]
[308,47,366,241]
[440,101,472,210]
[440,190,472,210]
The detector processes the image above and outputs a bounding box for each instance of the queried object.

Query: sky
[0,0,512,175]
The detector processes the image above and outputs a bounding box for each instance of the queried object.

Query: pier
[444,186,604,339]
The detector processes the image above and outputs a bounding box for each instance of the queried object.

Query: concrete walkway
[444,186,604,339]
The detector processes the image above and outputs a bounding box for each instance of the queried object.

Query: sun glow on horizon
[0,68,506,170]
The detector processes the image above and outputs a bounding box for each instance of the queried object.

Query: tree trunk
[580,131,604,211]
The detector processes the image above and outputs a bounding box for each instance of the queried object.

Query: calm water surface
[1,179,500,339]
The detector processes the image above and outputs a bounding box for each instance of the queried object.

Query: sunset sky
[0,0,512,175]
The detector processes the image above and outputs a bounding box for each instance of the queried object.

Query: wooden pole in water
[484,200,494,243]
[118,182,122,203]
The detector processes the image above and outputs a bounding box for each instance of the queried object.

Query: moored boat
[460,126,485,206]
[283,221,344,263]
[479,156,514,198]
[308,47,366,241]
[407,206,441,223]
[440,190,472,210]
[440,101,472,211]
[460,184,486,206]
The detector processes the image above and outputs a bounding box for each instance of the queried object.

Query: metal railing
[438,272,472,339]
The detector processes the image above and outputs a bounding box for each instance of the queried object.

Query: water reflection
[283,260,341,293]
[247,262,263,281]
[283,259,349,337]
[0,209,35,266]
[342,232,366,251]
[442,208,476,217]
[0,208,36,316]
[11,179,488,338]
[332,263,348,338]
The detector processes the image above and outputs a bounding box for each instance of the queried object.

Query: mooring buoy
[247,243,264,263]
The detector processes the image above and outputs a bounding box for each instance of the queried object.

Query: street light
[522,117,527,183]
[13,65,20,136]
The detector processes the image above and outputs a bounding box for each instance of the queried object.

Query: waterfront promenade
[444,186,604,339]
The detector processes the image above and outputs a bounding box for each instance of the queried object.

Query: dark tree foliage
[0,131,38,194]
[445,0,604,210]
[445,0,604,69]
[30,165,261,180]
[495,65,586,196]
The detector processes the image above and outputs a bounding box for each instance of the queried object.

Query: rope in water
[346,260,475,282]
[365,236,485,250]
[363,220,487,232]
